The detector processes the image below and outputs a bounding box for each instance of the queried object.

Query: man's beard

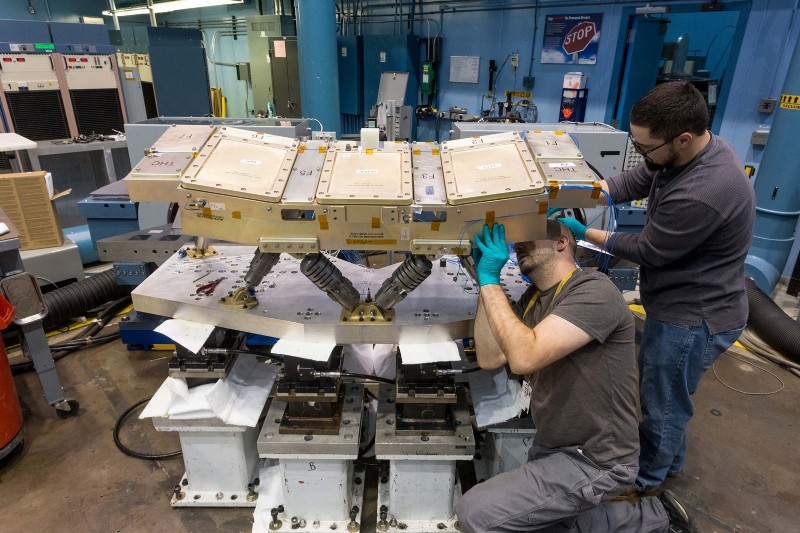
[644,146,678,172]
[518,247,555,278]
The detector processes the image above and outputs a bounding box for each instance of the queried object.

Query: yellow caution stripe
[780,93,800,110]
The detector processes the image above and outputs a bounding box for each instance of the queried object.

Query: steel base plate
[375,385,474,460]
[132,246,525,345]
[258,384,365,458]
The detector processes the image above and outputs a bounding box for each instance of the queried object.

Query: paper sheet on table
[466,366,528,428]
[398,341,462,364]
[252,460,285,533]
[272,338,336,362]
[342,344,397,379]
[140,354,278,427]
[205,355,278,426]
[154,318,216,354]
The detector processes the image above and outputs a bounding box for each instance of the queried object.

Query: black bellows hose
[43,269,132,330]
[745,277,800,363]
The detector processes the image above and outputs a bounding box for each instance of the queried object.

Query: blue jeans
[635,318,744,491]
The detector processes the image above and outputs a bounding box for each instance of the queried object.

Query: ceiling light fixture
[102,0,243,17]
[634,4,670,14]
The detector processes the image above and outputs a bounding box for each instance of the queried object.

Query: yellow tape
[591,183,602,199]
[371,217,381,229]
[538,202,548,215]
[318,146,327,153]
[486,211,495,226]
[151,344,177,351]
[432,149,440,156]
[366,148,374,155]
[202,206,212,217]
[549,182,559,199]
[232,211,241,219]
[431,221,441,231]
[413,148,421,155]
[504,90,532,98]
[319,214,329,230]
[298,145,306,153]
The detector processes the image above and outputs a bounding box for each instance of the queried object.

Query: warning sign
[780,93,800,110]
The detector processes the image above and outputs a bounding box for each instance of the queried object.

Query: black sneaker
[659,489,698,533]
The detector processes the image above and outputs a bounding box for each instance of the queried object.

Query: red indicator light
[16,57,25,62]
[2,58,12,62]
[69,57,76,62]
[80,58,88,62]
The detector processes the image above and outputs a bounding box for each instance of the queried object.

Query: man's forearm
[474,294,507,369]
[479,285,537,370]
[583,227,612,249]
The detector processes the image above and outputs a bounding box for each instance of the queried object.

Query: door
[613,16,668,131]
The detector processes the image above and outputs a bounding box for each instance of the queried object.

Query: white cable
[712,351,785,395]
[307,117,324,133]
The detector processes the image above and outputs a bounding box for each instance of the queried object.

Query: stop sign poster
[541,13,603,64]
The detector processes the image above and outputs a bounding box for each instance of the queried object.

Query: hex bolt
[246,482,258,502]
[291,516,299,529]
[269,508,283,530]
[378,505,389,531]
[347,506,360,532]
[173,485,184,501]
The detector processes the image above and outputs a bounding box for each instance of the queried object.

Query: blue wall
[2,0,799,275]
[0,0,107,22]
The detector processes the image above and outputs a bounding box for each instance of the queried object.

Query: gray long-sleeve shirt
[606,134,755,335]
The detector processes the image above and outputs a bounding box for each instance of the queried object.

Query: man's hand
[473,224,509,286]
[560,217,588,241]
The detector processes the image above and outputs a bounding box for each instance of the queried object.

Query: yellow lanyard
[523,268,577,319]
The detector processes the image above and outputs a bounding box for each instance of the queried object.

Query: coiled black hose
[745,277,800,363]
[43,269,132,330]
[11,295,132,374]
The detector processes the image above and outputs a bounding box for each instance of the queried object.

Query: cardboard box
[0,171,67,251]
[563,72,587,89]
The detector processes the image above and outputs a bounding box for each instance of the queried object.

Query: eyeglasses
[629,131,685,162]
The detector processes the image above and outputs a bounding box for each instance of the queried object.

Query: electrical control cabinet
[269,37,302,118]
[136,27,212,117]
[337,35,363,116]
[246,15,296,116]
[60,53,125,136]
[0,53,71,141]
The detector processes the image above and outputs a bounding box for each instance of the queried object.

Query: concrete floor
[2,295,799,533]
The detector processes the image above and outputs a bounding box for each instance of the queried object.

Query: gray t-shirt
[513,269,639,467]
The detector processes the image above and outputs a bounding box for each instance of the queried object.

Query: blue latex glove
[473,224,510,286]
[560,217,588,241]
[546,207,565,217]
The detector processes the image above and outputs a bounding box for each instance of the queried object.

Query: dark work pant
[456,446,668,532]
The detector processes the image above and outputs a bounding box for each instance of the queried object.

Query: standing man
[560,81,755,494]
[456,221,685,532]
